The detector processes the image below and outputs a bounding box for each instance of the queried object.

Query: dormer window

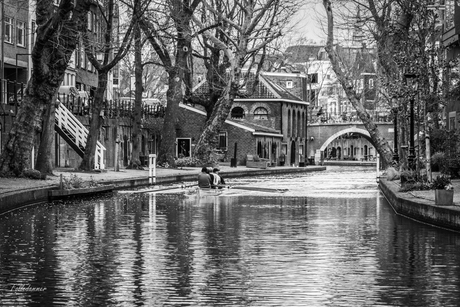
[254,107,268,120]
[286,80,293,88]
[231,106,245,119]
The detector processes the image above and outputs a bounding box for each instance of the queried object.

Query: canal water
[1,166,460,306]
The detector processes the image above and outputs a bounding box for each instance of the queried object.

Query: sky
[288,2,328,45]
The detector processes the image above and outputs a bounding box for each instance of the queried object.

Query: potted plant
[431,175,454,206]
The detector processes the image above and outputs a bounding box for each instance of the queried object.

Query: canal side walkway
[379,177,460,232]
[0,164,326,214]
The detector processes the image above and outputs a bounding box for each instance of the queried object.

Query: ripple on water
[1,167,460,306]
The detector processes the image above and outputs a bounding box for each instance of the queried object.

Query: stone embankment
[0,165,326,214]
[378,178,460,232]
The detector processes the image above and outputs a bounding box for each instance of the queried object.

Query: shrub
[431,174,453,190]
[23,169,46,180]
[399,181,431,192]
[175,156,201,167]
[62,174,83,189]
[400,169,417,184]
[386,167,400,181]
[431,152,445,172]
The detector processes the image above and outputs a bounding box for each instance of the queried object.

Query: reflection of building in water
[324,133,375,161]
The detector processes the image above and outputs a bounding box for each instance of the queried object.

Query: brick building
[177,73,309,166]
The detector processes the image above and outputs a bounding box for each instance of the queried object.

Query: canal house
[177,72,309,167]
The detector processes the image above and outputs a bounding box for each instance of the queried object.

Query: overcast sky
[288,1,327,45]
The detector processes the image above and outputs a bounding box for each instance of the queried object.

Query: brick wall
[177,105,257,165]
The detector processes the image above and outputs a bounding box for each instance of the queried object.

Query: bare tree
[130,22,144,168]
[0,0,93,177]
[139,0,202,167]
[191,0,298,162]
[322,0,394,165]
[79,0,134,170]
[322,0,445,173]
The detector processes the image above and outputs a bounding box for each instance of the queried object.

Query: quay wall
[379,179,460,232]
[0,166,326,214]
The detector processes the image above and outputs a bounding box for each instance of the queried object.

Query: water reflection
[1,169,460,306]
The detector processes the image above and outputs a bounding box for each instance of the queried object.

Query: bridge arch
[319,127,373,152]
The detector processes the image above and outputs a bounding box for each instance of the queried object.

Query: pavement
[0,165,209,196]
[384,174,460,206]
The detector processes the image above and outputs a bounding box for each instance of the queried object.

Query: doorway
[177,138,191,158]
[290,141,296,166]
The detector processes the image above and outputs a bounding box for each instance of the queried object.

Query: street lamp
[391,102,399,164]
[404,72,418,170]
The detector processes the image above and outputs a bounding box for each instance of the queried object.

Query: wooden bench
[246,154,270,169]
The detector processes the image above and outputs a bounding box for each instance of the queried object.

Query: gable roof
[284,45,328,63]
[192,73,307,106]
[179,103,283,137]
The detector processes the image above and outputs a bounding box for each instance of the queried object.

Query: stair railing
[55,103,106,170]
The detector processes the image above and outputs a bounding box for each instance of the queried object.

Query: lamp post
[392,104,399,164]
[404,72,418,171]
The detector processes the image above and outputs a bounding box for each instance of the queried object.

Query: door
[177,138,191,158]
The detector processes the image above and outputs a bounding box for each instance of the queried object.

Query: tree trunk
[35,95,59,174]
[129,23,143,169]
[156,38,191,167]
[323,0,393,166]
[79,72,108,171]
[0,93,44,176]
[158,70,182,166]
[194,57,242,162]
[0,0,90,177]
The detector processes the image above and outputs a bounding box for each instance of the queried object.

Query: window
[286,80,293,88]
[31,21,36,49]
[369,78,374,88]
[16,21,25,47]
[449,112,456,130]
[308,73,318,83]
[81,48,86,69]
[310,90,316,103]
[231,106,245,119]
[76,44,81,68]
[218,132,227,150]
[254,107,268,120]
[88,12,92,31]
[4,17,13,43]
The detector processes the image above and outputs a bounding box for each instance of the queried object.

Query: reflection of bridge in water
[306,121,394,164]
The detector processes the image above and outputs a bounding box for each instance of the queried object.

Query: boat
[118,184,289,196]
[197,188,224,197]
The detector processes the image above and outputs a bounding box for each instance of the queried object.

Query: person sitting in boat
[198,167,212,189]
[211,167,226,189]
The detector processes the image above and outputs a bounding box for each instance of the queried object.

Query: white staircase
[55,103,106,170]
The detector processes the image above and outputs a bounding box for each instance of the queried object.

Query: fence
[58,95,166,119]
[0,80,165,119]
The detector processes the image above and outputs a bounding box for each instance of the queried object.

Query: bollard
[376,154,380,179]
[31,146,35,170]
[149,154,157,184]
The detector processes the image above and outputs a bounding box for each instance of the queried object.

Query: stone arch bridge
[306,122,394,163]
